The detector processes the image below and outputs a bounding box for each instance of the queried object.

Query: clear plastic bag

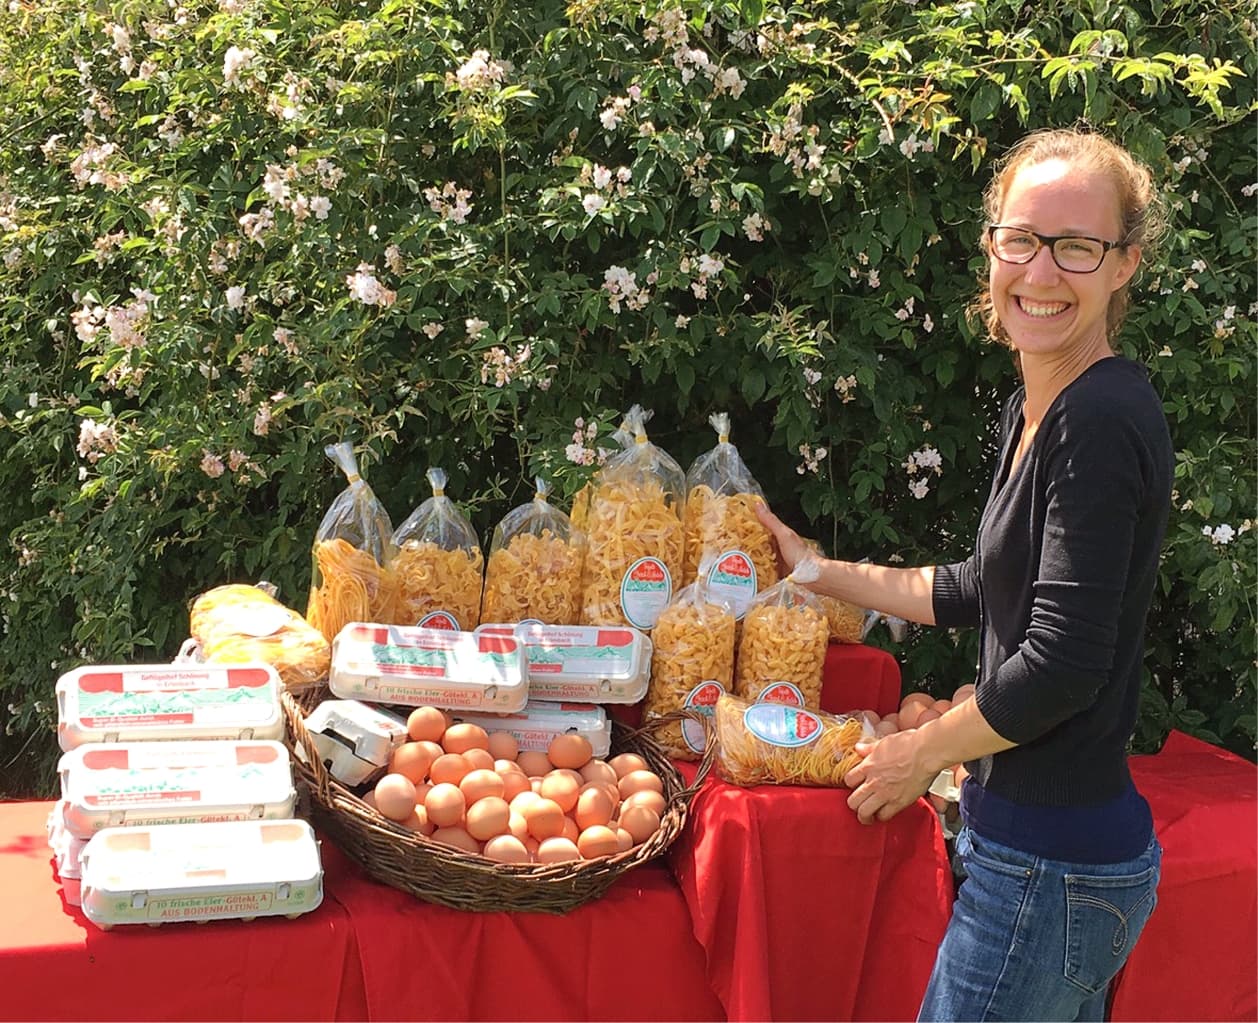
[191,583,331,690]
[733,552,830,708]
[569,418,633,536]
[643,560,737,761]
[682,414,777,615]
[306,443,399,644]
[481,477,585,625]
[391,467,484,630]
[578,405,686,629]
[802,539,867,644]
[714,692,873,787]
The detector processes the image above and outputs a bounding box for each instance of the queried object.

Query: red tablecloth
[1110,730,1257,1022]
[821,641,904,717]
[320,841,724,1021]
[0,800,364,1022]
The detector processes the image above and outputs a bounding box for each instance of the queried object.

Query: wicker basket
[282,689,714,913]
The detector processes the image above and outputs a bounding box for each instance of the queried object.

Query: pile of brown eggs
[860,683,976,738]
[363,706,667,864]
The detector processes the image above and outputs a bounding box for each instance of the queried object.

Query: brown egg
[621,789,666,818]
[575,786,614,830]
[507,811,530,843]
[487,731,519,762]
[560,815,580,843]
[619,805,661,846]
[460,768,506,805]
[522,797,565,840]
[863,710,882,726]
[430,826,480,854]
[881,712,901,731]
[917,708,942,726]
[466,796,511,841]
[900,692,933,712]
[932,698,952,715]
[373,774,418,822]
[615,827,634,853]
[548,733,594,771]
[874,719,898,739]
[389,742,437,784]
[577,825,621,859]
[401,805,435,836]
[407,706,450,743]
[442,722,490,754]
[429,752,472,787]
[494,758,524,776]
[953,684,976,704]
[523,836,540,860]
[540,771,581,813]
[898,703,923,730]
[509,790,542,816]
[517,750,552,776]
[413,782,432,804]
[529,777,543,793]
[463,748,495,772]
[618,769,664,801]
[424,782,467,828]
[608,752,650,779]
[483,834,530,863]
[500,771,532,802]
[579,759,619,787]
[536,837,580,863]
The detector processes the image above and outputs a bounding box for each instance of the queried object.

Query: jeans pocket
[959,827,1036,880]
[1063,859,1159,994]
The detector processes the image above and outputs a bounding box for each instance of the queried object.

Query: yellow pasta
[714,692,868,787]
[682,486,778,592]
[570,482,593,536]
[578,478,685,628]
[817,593,866,644]
[644,599,736,759]
[481,529,584,625]
[733,601,829,708]
[306,538,400,644]
[393,540,484,630]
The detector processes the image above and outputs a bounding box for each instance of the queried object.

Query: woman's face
[988,157,1141,363]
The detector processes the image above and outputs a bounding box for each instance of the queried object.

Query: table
[1109,730,1257,1022]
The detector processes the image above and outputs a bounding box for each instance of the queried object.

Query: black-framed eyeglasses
[987,225,1126,274]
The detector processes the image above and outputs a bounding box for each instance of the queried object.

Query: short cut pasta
[394,541,484,630]
[682,486,778,593]
[733,601,829,707]
[714,693,870,787]
[481,529,583,625]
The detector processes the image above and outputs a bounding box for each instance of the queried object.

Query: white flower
[421,322,444,339]
[465,317,489,339]
[697,254,724,276]
[222,45,257,90]
[200,451,226,478]
[675,315,691,329]
[310,196,331,220]
[454,50,506,92]
[742,212,768,241]
[225,285,246,310]
[345,264,396,307]
[909,478,930,499]
[582,193,606,215]
[923,314,934,333]
[803,368,822,386]
[592,164,613,190]
[1210,524,1236,545]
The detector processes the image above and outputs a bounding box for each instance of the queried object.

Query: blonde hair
[971,126,1166,348]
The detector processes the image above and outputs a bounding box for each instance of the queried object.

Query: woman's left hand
[843,730,938,824]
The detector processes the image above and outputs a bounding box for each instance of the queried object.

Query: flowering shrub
[0,0,1253,793]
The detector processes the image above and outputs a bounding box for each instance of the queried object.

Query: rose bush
[0,0,1252,794]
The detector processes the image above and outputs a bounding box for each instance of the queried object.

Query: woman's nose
[1021,242,1061,283]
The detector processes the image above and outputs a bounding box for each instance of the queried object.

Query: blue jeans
[919,827,1161,1022]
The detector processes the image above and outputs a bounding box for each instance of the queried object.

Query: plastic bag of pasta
[191,583,331,690]
[799,540,868,644]
[642,560,736,759]
[714,692,873,788]
[682,414,777,618]
[481,477,585,625]
[569,417,633,536]
[578,405,686,630]
[391,467,484,631]
[733,553,830,709]
[306,443,399,644]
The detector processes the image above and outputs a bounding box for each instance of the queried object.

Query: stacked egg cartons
[50,662,324,930]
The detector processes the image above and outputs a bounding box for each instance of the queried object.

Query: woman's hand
[843,729,938,824]
[755,502,812,578]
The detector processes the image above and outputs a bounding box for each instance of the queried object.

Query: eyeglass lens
[990,228,1105,272]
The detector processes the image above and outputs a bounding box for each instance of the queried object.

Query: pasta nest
[393,540,484,631]
[733,601,829,708]
[481,529,584,625]
[306,538,400,644]
[578,479,684,627]
[816,594,866,644]
[714,692,868,787]
[681,486,778,592]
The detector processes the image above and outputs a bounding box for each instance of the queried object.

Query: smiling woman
[755,127,1174,1023]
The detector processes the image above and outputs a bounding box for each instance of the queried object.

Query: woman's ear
[1110,243,1142,293]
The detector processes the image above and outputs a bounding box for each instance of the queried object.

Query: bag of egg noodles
[578,405,685,630]
[681,413,778,619]
[392,467,484,631]
[733,551,830,709]
[481,477,585,625]
[306,442,399,644]
[643,556,737,760]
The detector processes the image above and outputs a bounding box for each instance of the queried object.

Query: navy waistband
[960,776,1153,864]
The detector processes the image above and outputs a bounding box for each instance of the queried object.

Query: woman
[757,127,1172,1022]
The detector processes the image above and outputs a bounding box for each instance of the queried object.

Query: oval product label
[756,682,805,708]
[681,680,724,753]
[705,550,758,620]
[619,557,672,631]
[742,704,823,748]
[418,611,460,631]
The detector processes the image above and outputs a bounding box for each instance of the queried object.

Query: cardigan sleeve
[932,557,981,627]
[975,399,1152,744]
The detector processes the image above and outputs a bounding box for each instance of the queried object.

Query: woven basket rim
[283,689,714,912]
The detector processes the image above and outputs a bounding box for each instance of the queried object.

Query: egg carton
[475,623,652,704]
[296,699,409,787]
